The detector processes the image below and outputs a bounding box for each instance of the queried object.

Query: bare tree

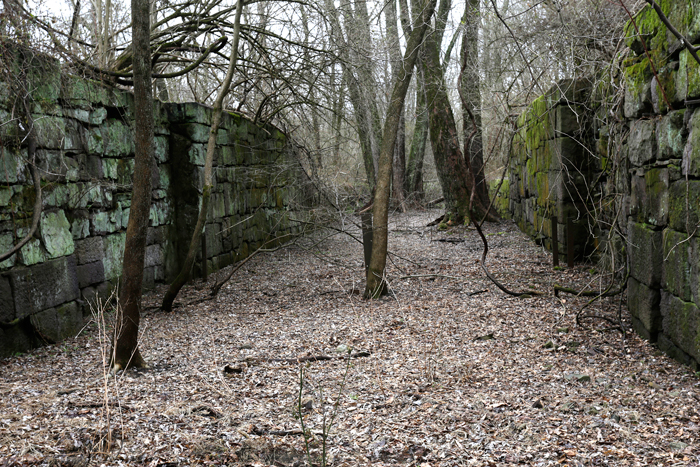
[365,0,437,298]
[161,0,244,312]
[112,0,154,371]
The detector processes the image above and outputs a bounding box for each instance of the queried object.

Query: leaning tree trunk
[160,0,244,312]
[365,0,437,298]
[112,0,153,370]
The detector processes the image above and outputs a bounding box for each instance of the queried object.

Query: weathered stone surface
[0,233,16,269]
[624,60,652,118]
[75,237,104,264]
[144,244,164,268]
[668,180,700,233]
[628,119,656,166]
[0,146,25,184]
[0,274,14,323]
[102,233,126,281]
[32,301,82,343]
[657,332,696,369]
[9,256,79,320]
[657,110,686,160]
[662,228,692,302]
[628,277,661,337]
[628,221,663,288]
[677,49,700,102]
[166,102,213,124]
[142,267,155,290]
[0,321,37,358]
[18,236,47,266]
[102,119,133,157]
[76,261,105,288]
[40,210,75,258]
[683,109,700,177]
[661,291,700,362]
[643,168,669,226]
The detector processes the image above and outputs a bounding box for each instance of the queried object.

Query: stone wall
[506,79,598,259]
[0,46,306,357]
[504,1,700,369]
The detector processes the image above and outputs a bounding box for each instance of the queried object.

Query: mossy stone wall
[0,46,306,357]
[506,79,596,258]
[505,0,700,369]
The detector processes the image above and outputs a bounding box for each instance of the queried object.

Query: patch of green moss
[624,57,653,99]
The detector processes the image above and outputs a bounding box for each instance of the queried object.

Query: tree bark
[112,0,154,370]
[365,0,437,298]
[386,0,407,211]
[460,0,493,215]
[323,0,379,189]
[420,14,497,223]
[161,0,244,312]
[405,62,428,197]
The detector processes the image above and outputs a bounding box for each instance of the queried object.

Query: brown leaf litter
[1,210,699,466]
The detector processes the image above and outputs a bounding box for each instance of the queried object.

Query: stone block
[677,48,700,102]
[81,281,115,313]
[0,146,25,183]
[0,233,16,269]
[18,236,47,266]
[154,135,169,163]
[660,291,700,362]
[657,110,686,160]
[662,228,692,302]
[624,59,652,118]
[31,301,82,343]
[628,221,662,288]
[76,261,105,288]
[9,255,80,320]
[32,116,67,150]
[0,322,36,358]
[683,109,700,177]
[668,180,700,233]
[81,126,104,155]
[204,223,223,258]
[628,119,656,167]
[554,137,586,171]
[102,119,134,157]
[56,301,83,339]
[74,236,103,264]
[627,277,661,338]
[40,210,75,258]
[144,244,164,268]
[644,168,669,226]
[103,233,126,281]
[142,267,155,290]
[31,308,59,343]
[165,102,212,125]
[0,275,14,323]
[657,333,696,369]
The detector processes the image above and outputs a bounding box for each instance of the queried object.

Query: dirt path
[1,210,698,466]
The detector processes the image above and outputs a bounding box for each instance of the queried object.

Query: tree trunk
[365,0,436,298]
[386,0,406,211]
[460,0,493,215]
[112,0,153,370]
[324,0,379,190]
[420,19,497,223]
[405,62,428,197]
[160,0,244,312]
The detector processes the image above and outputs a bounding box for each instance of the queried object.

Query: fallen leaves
[0,211,699,466]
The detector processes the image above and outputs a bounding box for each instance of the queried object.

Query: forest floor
[1,210,699,467]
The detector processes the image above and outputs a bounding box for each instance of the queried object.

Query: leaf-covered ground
[1,210,699,466]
